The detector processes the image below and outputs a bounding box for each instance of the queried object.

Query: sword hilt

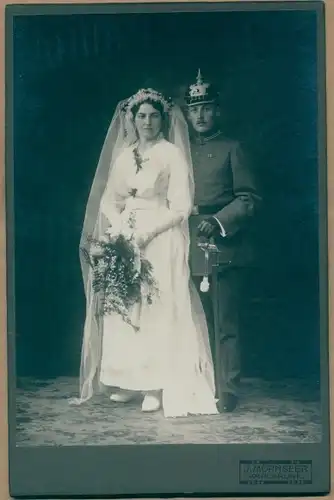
[197,239,219,292]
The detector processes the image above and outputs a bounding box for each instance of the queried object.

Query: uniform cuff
[212,216,227,237]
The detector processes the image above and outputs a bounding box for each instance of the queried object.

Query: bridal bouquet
[81,213,159,331]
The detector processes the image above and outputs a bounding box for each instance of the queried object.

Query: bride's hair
[130,98,165,118]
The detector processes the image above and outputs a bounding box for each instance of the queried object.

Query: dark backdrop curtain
[12,10,320,379]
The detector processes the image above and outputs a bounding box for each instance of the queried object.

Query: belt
[191,203,224,215]
[125,198,168,211]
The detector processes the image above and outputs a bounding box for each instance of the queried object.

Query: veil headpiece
[122,87,173,115]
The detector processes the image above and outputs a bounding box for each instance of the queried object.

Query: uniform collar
[193,129,223,145]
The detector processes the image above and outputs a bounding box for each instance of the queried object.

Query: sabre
[197,239,219,292]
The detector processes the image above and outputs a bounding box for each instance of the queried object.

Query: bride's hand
[90,244,104,258]
[134,231,154,248]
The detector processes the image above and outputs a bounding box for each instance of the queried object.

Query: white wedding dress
[98,138,218,417]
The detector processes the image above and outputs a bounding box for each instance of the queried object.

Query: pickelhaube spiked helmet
[184,69,220,107]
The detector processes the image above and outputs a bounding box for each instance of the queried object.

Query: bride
[74,87,218,417]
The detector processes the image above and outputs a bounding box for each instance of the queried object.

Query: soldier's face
[187,103,218,134]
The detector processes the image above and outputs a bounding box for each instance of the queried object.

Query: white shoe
[110,390,136,403]
[141,393,161,412]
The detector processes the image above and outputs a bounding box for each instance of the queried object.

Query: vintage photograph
[9,4,326,452]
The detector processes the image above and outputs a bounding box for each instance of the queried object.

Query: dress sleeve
[149,146,193,239]
[213,141,262,237]
[99,152,126,226]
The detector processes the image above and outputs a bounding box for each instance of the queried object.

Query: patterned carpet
[15,377,322,446]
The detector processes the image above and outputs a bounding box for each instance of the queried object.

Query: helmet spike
[184,69,219,107]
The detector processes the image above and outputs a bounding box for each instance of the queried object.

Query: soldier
[184,70,262,412]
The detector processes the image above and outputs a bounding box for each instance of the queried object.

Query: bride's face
[134,102,163,141]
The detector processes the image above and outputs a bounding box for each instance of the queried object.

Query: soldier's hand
[197,220,216,238]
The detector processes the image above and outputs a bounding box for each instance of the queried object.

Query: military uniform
[185,70,261,409]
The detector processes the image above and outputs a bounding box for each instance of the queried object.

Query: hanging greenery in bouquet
[81,212,159,331]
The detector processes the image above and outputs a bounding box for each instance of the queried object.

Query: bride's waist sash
[124,197,168,211]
